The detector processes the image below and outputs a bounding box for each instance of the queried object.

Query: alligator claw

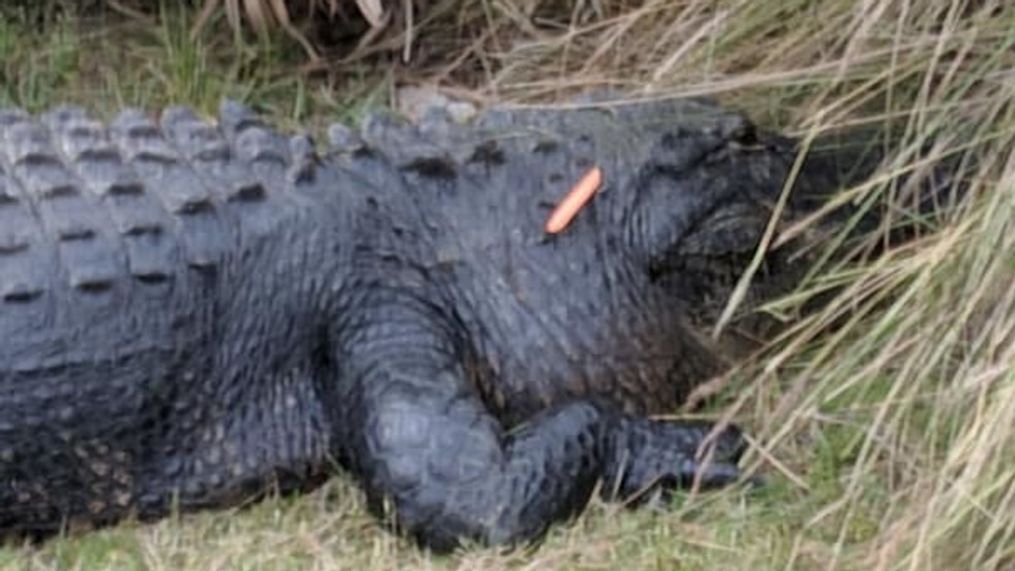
[678,457,742,489]
[603,419,750,501]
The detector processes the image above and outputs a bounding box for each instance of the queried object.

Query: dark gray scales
[0,98,864,550]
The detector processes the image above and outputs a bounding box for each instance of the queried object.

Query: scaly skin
[0,98,847,550]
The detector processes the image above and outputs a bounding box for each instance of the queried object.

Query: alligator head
[348,97,881,420]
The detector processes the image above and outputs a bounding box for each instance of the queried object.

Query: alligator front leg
[336,313,746,551]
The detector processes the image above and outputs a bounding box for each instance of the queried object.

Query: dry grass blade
[242,0,272,36]
[193,0,320,59]
[356,0,386,28]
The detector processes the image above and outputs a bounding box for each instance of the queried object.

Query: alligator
[0,97,866,551]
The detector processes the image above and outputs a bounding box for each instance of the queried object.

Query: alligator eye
[731,123,759,147]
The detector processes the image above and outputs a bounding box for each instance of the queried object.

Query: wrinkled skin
[0,98,858,550]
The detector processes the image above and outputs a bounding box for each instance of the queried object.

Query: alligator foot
[343,355,747,551]
[602,418,747,503]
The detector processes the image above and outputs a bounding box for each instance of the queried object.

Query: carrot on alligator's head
[544,166,603,234]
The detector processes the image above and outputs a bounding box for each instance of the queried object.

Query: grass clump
[0,1,392,127]
[1,1,1013,570]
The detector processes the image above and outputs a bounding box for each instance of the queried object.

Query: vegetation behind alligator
[0,98,873,550]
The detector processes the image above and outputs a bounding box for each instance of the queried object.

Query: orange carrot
[544,166,603,234]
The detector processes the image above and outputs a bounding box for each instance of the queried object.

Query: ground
[0,2,1013,570]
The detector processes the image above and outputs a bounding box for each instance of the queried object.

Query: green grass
[0,2,392,128]
[1,1,1014,570]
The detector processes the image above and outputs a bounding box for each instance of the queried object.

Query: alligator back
[0,103,344,532]
[0,96,868,545]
